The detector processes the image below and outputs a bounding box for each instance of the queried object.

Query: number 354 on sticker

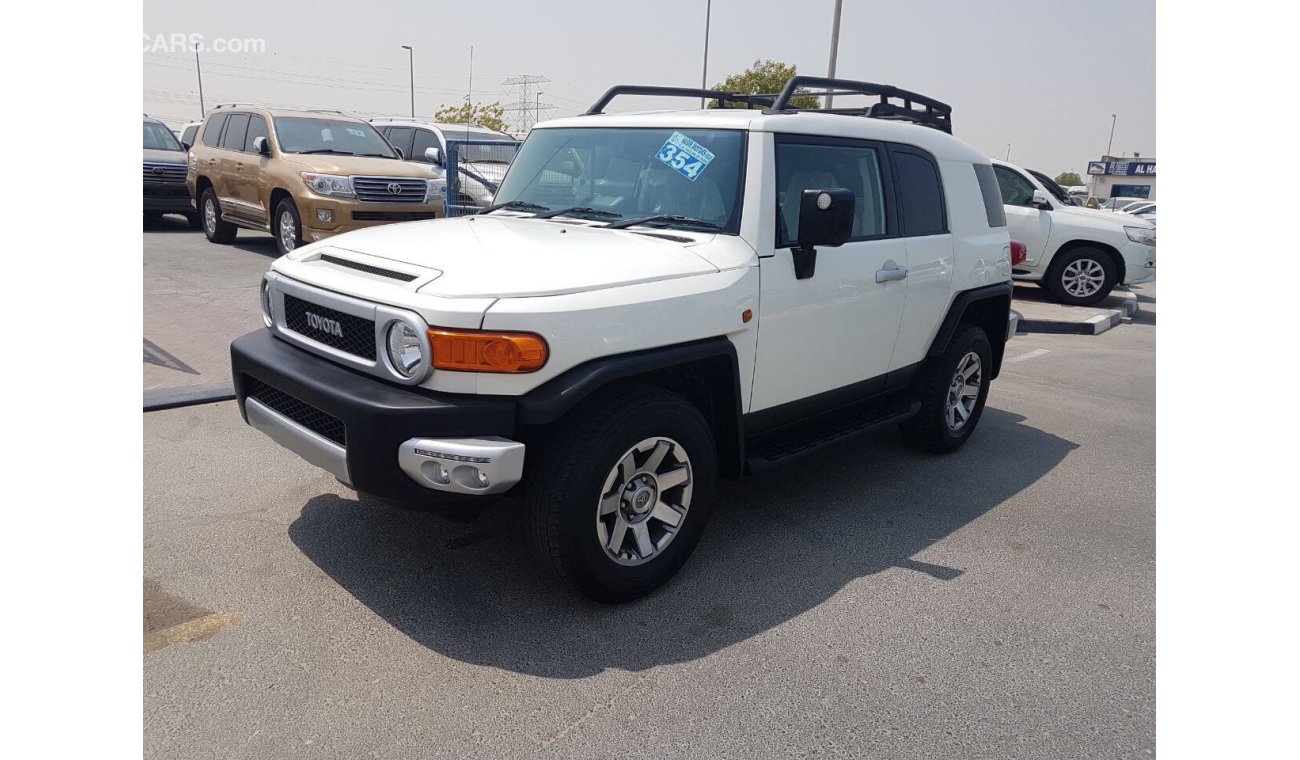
[655,132,715,181]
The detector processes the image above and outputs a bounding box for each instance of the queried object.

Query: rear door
[993,164,1052,266]
[217,113,252,218]
[888,146,955,370]
[750,134,907,413]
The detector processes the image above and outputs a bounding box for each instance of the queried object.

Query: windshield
[1027,169,1073,205]
[491,127,746,233]
[273,117,397,157]
[144,120,182,151]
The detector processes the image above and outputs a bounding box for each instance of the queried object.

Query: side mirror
[1031,190,1051,210]
[181,140,192,151]
[424,147,443,165]
[792,188,855,279]
[252,136,271,156]
[393,146,405,160]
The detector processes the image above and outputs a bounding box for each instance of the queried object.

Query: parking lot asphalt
[143,216,276,394]
[144,279,1155,759]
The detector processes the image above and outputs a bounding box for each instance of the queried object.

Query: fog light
[476,469,490,488]
[316,208,333,223]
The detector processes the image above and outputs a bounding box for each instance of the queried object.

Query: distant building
[1086,154,1156,200]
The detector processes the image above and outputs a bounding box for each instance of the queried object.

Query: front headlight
[1125,225,1156,246]
[426,178,447,203]
[386,322,424,378]
[300,172,355,198]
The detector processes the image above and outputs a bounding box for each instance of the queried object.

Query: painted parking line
[1005,348,1051,364]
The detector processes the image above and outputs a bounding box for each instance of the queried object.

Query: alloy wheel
[203,197,217,235]
[279,210,297,252]
[1062,258,1106,298]
[945,352,982,431]
[596,437,693,566]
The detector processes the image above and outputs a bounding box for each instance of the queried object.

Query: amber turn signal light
[428,328,548,373]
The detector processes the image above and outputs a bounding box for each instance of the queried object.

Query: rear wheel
[1045,247,1116,306]
[901,324,993,454]
[200,188,237,243]
[527,386,717,603]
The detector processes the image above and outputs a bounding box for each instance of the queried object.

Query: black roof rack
[764,76,952,133]
[582,77,952,133]
[585,86,774,115]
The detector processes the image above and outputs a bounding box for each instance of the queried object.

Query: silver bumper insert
[245,397,351,485]
[398,437,525,496]
[1007,310,1021,341]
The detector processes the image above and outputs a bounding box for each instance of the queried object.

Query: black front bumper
[143,183,194,213]
[231,329,518,502]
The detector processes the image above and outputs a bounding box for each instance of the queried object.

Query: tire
[1044,246,1116,306]
[526,385,717,603]
[199,187,237,244]
[143,211,162,221]
[273,198,303,256]
[900,324,993,454]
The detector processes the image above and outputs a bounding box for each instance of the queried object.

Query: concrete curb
[144,383,236,412]
[1017,291,1138,336]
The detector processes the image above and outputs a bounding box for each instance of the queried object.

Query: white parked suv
[369,118,519,210]
[232,78,1016,602]
[991,159,1155,305]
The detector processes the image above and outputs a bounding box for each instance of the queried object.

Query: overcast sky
[144,0,1154,176]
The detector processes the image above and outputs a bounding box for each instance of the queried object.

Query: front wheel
[273,198,303,256]
[527,386,717,603]
[1045,247,1116,306]
[900,324,993,454]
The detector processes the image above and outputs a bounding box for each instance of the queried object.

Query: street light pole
[826,0,843,108]
[401,45,415,117]
[1106,113,1117,158]
[195,49,205,116]
[1005,143,1011,160]
[700,0,712,108]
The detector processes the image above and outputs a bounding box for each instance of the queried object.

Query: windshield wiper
[478,200,550,215]
[533,206,622,220]
[604,214,722,231]
[353,152,395,158]
[295,149,356,156]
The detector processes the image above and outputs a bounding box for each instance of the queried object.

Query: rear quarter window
[892,149,947,236]
[201,114,227,147]
[973,164,1007,227]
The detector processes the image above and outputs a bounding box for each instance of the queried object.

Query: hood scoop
[319,253,418,282]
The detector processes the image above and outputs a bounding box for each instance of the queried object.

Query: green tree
[433,98,507,132]
[709,60,819,109]
[1054,171,1083,187]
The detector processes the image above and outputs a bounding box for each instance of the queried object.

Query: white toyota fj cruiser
[231,78,1016,602]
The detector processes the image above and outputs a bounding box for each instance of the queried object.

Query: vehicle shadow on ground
[142,215,198,234]
[232,235,279,258]
[289,407,1077,678]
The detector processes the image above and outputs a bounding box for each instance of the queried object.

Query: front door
[993,164,1052,265]
[750,135,907,413]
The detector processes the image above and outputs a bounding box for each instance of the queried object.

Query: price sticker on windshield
[655,131,715,182]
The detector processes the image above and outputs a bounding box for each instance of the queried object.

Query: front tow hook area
[397,437,526,496]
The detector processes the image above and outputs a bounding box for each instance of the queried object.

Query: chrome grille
[143,162,188,184]
[352,176,428,204]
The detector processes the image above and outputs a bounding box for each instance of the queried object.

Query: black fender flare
[926,282,1013,379]
[516,337,745,476]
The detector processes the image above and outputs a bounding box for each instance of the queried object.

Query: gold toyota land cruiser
[186,106,445,255]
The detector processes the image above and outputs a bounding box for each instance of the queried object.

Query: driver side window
[774,137,887,247]
[993,165,1038,207]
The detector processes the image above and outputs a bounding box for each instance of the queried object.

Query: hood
[143,147,186,164]
[279,154,441,177]
[299,215,722,298]
[1054,204,1155,229]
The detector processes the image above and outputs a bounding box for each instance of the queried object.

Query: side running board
[745,398,921,473]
